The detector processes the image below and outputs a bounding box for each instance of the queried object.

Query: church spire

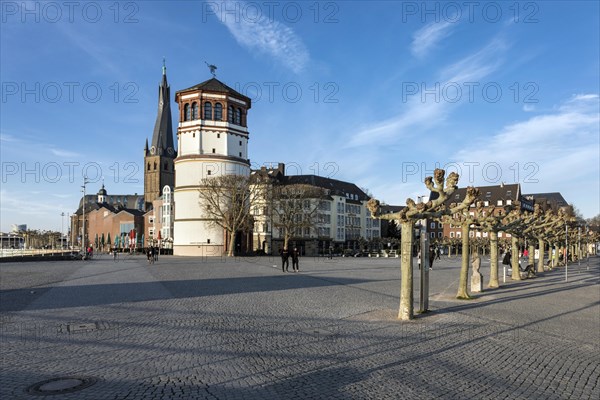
[150,60,175,158]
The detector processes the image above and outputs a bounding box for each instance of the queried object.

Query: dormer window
[486,191,491,198]
[506,190,512,197]
[204,102,212,120]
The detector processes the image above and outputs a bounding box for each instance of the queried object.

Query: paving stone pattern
[1,253,599,399]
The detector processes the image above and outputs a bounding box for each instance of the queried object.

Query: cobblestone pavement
[1,253,599,399]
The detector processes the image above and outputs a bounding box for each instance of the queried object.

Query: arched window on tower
[184,103,190,121]
[191,102,198,120]
[214,103,222,121]
[164,162,168,170]
[204,102,212,120]
[235,108,241,125]
[228,105,234,123]
[147,163,150,171]
[154,162,157,170]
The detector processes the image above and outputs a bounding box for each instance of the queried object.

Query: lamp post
[81,176,89,252]
[67,212,71,249]
[61,212,65,250]
[565,223,568,282]
[578,226,581,269]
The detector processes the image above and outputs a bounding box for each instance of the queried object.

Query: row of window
[345,204,361,214]
[147,161,171,171]
[448,231,512,238]
[182,102,245,125]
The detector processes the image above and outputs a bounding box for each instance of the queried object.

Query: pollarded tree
[271,184,326,250]
[474,202,524,288]
[198,174,258,257]
[367,169,479,320]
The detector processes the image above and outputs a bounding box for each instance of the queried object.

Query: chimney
[277,163,285,176]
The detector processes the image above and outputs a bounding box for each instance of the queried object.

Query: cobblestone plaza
[1,255,599,399]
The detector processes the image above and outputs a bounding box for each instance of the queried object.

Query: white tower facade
[173,77,252,256]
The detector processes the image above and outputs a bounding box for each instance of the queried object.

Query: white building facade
[173,78,252,256]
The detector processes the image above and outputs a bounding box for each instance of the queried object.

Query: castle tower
[173,75,252,256]
[144,61,177,209]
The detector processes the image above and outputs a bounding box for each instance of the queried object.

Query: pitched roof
[523,192,568,210]
[150,67,175,156]
[281,175,370,201]
[75,193,145,215]
[177,77,251,104]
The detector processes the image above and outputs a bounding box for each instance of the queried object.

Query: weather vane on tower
[205,61,217,77]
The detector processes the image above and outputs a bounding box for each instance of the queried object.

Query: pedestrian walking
[291,247,300,272]
[429,246,435,270]
[502,250,511,267]
[435,246,441,260]
[417,249,421,270]
[281,247,290,272]
[113,247,118,261]
[328,245,333,259]
[147,246,154,264]
[154,246,159,262]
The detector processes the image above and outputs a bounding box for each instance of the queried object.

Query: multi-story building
[70,184,145,250]
[173,75,252,256]
[251,164,380,256]
[144,185,174,252]
[431,183,534,241]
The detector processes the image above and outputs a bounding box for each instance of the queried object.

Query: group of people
[502,249,536,277]
[280,247,300,272]
[146,245,159,264]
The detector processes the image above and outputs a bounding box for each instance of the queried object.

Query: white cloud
[523,104,535,112]
[411,22,455,58]
[209,1,309,74]
[50,148,82,158]
[347,38,508,147]
[451,94,599,215]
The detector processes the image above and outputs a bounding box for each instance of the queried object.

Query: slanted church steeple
[144,60,176,208]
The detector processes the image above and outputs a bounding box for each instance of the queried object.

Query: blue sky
[1,0,599,232]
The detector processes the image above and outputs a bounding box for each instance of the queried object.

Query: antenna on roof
[205,61,217,77]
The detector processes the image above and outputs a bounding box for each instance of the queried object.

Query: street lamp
[61,212,65,250]
[565,222,568,282]
[81,176,89,252]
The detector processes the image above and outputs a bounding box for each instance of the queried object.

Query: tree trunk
[447,245,451,257]
[399,221,414,320]
[228,230,236,257]
[488,231,499,288]
[511,236,521,280]
[537,238,545,273]
[528,244,535,270]
[457,224,471,299]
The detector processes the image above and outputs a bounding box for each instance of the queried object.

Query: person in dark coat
[281,247,290,272]
[502,250,511,266]
[429,246,435,270]
[147,246,154,264]
[291,247,300,272]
